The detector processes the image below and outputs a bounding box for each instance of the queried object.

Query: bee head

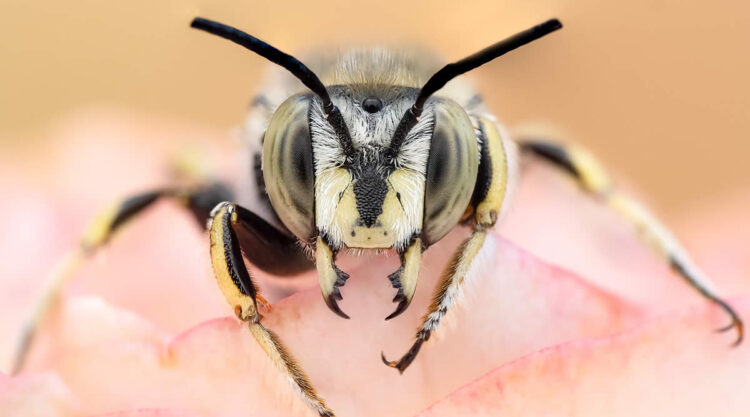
[261,84,478,250]
[272,85,479,251]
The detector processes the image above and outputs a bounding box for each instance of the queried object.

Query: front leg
[209,202,334,417]
[382,230,488,373]
[383,117,509,373]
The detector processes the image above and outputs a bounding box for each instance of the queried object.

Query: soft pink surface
[1,110,748,416]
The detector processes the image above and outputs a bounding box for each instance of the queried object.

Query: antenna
[388,18,562,155]
[191,17,354,156]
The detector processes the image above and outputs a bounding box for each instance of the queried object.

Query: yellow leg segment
[521,139,743,345]
[209,202,334,417]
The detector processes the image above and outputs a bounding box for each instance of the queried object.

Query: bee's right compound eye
[421,100,479,246]
[263,95,316,241]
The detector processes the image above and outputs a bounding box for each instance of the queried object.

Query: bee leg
[209,202,334,417]
[12,188,176,375]
[315,236,350,319]
[521,139,743,345]
[11,183,312,374]
[385,237,423,320]
[383,117,509,373]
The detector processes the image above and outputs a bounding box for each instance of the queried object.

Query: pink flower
[1,109,749,416]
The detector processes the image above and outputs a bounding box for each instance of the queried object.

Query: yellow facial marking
[316,167,424,250]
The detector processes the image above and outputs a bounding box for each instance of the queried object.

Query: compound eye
[263,94,316,240]
[422,100,478,245]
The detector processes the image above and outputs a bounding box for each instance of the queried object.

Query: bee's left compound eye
[263,95,316,241]
[422,100,479,245]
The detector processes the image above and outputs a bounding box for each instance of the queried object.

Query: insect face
[263,84,479,252]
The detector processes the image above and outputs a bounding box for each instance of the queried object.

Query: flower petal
[500,161,722,310]
[0,372,81,417]
[417,299,750,417]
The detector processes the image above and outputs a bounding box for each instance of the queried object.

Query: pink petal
[678,190,750,295]
[91,411,207,417]
[0,372,81,417]
[417,299,750,417]
[500,161,714,311]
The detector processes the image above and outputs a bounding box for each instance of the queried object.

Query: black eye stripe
[281,122,315,216]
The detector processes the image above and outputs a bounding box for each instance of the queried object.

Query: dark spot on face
[383,231,388,236]
[362,97,383,113]
[351,230,356,237]
[353,168,388,228]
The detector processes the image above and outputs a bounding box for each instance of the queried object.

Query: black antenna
[388,18,563,155]
[191,17,354,156]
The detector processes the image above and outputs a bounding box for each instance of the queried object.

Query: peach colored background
[1,0,749,211]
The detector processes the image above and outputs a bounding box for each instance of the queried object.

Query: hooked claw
[323,266,350,319]
[712,297,743,346]
[385,268,412,320]
[380,336,427,374]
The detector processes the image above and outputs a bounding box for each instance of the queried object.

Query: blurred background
[1,0,749,211]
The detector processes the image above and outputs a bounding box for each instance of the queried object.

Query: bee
[13,16,742,417]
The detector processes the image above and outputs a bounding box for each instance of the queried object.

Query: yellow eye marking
[475,117,508,227]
